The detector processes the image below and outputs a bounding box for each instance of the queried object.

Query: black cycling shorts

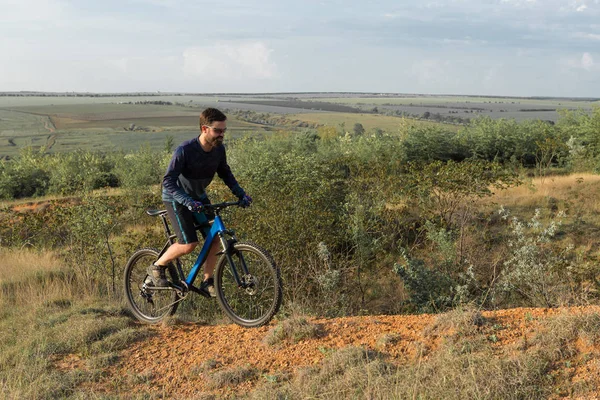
[163,200,213,244]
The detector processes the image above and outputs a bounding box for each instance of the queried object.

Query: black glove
[239,194,252,208]
[187,200,204,213]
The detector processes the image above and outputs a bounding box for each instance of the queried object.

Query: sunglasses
[203,125,227,134]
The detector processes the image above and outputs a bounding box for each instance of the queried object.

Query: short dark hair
[199,108,227,127]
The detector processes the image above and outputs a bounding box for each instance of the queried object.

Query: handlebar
[146,200,242,218]
[187,200,241,213]
[202,200,241,210]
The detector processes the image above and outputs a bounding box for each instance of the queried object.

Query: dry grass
[207,365,259,389]
[0,247,62,283]
[250,309,557,400]
[484,173,600,210]
[376,333,401,349]
[0,300,153,399]
[0,248,75,306]
[251,309,600,399]
[425,305,487,338]
[533,311,600,359]
[263,316,323,346]
[250,347,394,400]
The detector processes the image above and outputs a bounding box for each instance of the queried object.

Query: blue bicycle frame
[185,215,227,286]
[153,201,250,296]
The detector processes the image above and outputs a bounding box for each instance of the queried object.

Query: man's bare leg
[203,239,221,281]
[155,242,198,266]
[154,238,219,286]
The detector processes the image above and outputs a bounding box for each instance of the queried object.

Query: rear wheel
[123,248,180,324]
[214,242,282,328]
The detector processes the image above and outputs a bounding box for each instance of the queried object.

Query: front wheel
[214,242,282,328]
[123,248,180,324]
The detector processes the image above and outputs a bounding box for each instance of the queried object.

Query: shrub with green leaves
[494,208,584,307]
[0,148,50,198]
[400,124,468,162]
[112,145,170,188]
[557,106,600,171]
[46,150,118,194]
[393,249,455,312]
[402,159,520,228]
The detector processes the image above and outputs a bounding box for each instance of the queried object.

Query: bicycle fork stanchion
[218,232,246,288]
[229,242,255,290]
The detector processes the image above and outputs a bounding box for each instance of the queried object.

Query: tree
[535,137,566,183]
[317,126,338,141]
[353,123,365,136]
[403,160,520,228]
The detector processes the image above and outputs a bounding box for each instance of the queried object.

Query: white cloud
[424,2,444,9]
[130,0,181,7]
[0,0,66,23]
[569,0,598,12]
[411,59,451,86]
[183,42,278,81]
[106,58,129,73]
[498,0,599,13]
[484,65,501,83]
[572,32,600,41]
[499,0,537,7]
[581,52,594,70]
[563,52,595,71]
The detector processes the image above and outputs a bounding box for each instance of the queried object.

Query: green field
[315,95,600,108]
[311,95,599,122]
[1,94,441,158]
[287,112,460,133]
[0,95,222,108]
[0,100,272,157]
[2,92,596,158]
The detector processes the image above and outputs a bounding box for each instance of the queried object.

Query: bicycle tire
[123,248,180,324]
[214,241,282,328]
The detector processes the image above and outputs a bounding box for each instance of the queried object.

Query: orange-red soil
[82,306,600,398]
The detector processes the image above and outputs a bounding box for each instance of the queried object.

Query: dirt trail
[44,119,56,133]
[89,306,600,398]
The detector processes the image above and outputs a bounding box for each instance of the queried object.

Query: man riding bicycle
[149,107,252,295]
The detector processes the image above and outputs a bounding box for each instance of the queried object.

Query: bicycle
[123,200,282,328]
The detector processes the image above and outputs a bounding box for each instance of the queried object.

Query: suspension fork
[217,230,250,287]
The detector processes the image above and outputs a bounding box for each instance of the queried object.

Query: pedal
[189,284,212,298]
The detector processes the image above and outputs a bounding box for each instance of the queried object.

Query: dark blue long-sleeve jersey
[161,137,245,207]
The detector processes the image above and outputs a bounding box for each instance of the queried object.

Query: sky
[1,0,599,97]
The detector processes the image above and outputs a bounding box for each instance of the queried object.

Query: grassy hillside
[2,99,600,397]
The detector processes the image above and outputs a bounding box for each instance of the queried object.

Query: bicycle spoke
[124,249,181,323]
[215,242,282,327]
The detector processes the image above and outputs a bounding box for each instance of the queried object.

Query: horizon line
[1,91,599,101]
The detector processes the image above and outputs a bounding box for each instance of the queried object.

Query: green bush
[46,150,118,194]
[400,124,468,162]
[0,148,50,198]
[494,208,587,307]
[112,146,170,188]
[393,250,455,312]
